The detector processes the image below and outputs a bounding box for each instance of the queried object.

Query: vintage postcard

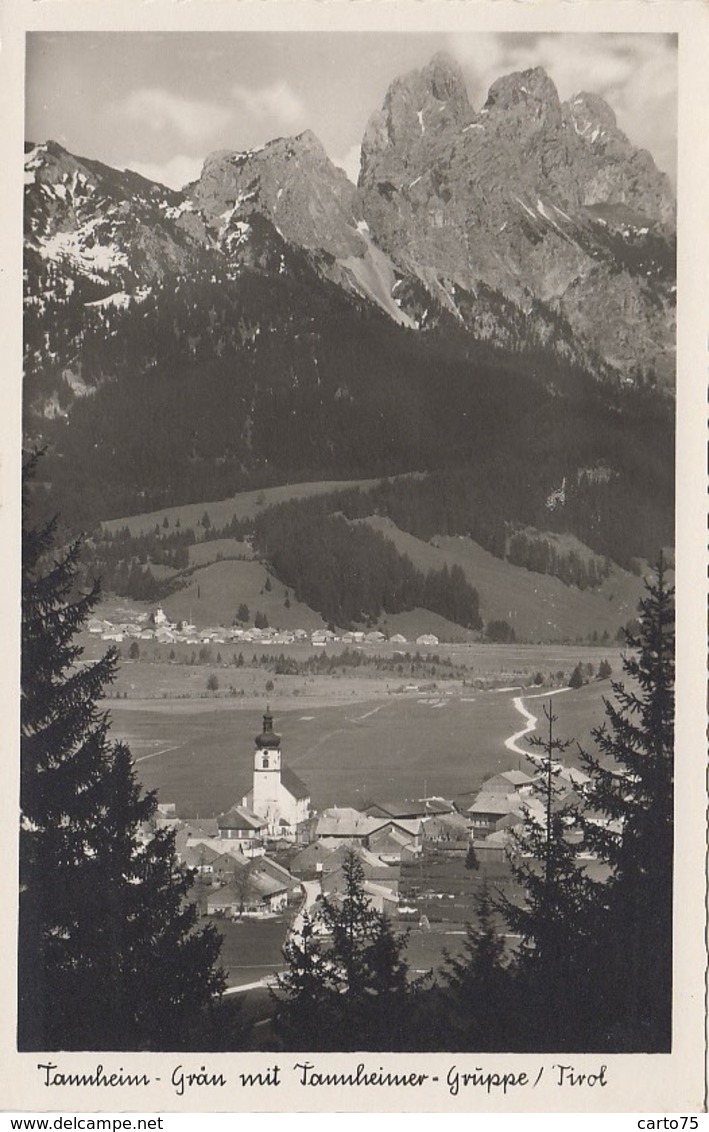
[1,0,707,1116]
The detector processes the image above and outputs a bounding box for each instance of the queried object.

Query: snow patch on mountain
[337,230,415,328]
[36,227,129,278]
[84,287,151,310]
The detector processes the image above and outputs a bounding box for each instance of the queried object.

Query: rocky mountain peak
[355,53,675,381]
[191,129,362,260]
[561,92,675,227]
[359,52,471,188]
[483,66,562,126]
[564,90,617,136]
[420,51,471,113]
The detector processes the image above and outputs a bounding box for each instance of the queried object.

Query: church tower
[252,709,282,829]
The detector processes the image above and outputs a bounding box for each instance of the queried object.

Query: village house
[367,819,423,862]
[181,842,220,877]
[467,792,527,837]
[216,805,268,857]
[321,872,399,917]
[483,769,538,795]
[422,810,471,844]
[313,807,383,843]
[205,855,299,917]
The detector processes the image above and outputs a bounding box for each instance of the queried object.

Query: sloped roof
[366,799,429,819]
[485,828,516,847]
[181,843,220,867]
[290,840,336,870]
[386,818,423,836]
[422,812,470,836]
[468,792,525,816]
[217,805,267,832]
[182,818,220,838]
[315,807,381,839]
[326,843,391,871]
[247,869,290,898]
[369,826,415,849]
[558,766,591,787]
[206,883,242,907]
[249,856,298,886]
[364,880,399,902]
[281,766,310,801]
[211,851,249,873]
[499,769,536,786]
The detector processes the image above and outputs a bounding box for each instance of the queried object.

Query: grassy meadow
[102,478,382,538]
[105,666,619,816]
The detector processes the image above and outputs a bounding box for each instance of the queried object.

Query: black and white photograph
[3,0,707,1115]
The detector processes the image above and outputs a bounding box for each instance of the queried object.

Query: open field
[205,916,291,989]
[102,478,384,538]
[106,669,619,815]
[187,538,254,567]
[92,639,623,707]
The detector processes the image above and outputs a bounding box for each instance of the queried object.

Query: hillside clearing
[102,478,386,538]
[363,516,644,642]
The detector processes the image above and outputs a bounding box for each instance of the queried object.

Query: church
[240,709,311,839]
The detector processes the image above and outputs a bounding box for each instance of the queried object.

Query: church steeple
[255,707,281,750]
[249,708,310,839]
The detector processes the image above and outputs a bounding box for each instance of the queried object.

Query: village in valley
[88,600,619,998]
[142,692,608,1000]
[89,605,441,650]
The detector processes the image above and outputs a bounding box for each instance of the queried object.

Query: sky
[25,32,677,190]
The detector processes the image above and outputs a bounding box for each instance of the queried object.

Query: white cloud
[332,143,361,185]
[126,154,204,191]
[118,88,232,142]
[231,80,306,127]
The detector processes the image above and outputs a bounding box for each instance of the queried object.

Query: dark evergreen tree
[20,459,226,1050]
[579,560,675,1050]
[497,701,597,1049]
[568,662,584,689]
[271,912,335,1049]
[272,850,424,1050]
[442,886,514,1050]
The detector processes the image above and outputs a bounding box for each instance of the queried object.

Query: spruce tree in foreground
[20,461,226,1050]
[272,850,425,1050]
[497,702,598,1049]
[442,885,514,1050]
[579,559,675,1050]
[494,563,675,1051]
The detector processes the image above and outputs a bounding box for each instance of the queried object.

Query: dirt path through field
[504,688,572,757]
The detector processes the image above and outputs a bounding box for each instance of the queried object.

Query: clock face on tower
[256,748,280,771]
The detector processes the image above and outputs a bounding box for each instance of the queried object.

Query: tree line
[25,221,673,567]
[253,501,482,629]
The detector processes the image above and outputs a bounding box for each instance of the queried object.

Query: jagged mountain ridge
[358,54,675,381]
[22,54,675,570]
[24,53,675,402]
